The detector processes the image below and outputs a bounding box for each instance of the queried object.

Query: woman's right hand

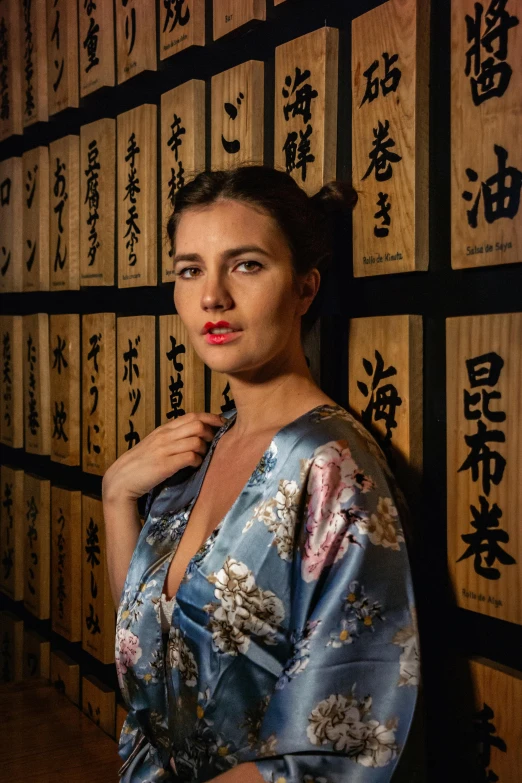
[102,411,226,504]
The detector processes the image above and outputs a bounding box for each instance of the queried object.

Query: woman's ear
[298,267,321,317]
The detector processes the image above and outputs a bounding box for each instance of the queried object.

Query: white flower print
[392,608,420,687]
[307,688,398,768]
[248,442,278,486]
[203,557,285,656]
[167,627,198,687]
[355,496,405,550]
[115,628,142,688]
[275,619,322,689]
[243,479,303,561]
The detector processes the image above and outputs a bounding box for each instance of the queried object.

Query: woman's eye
[176,261,262,278]
[236,260,262,273]
[176,267,200,278]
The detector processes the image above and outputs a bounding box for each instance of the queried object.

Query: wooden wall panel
[80,118,116,286]
[117,105,157,287]
[22,0,48,126]
[210,370,236,415]
[160,0,205,59]
[115,0,156,84]
[451,0,521,269]
[49,314,80,465]
[49,135,80,290]
[50,648,80,705]
[23,473,51,620]
[81,313,116,476]
[211,60,264,170]
[159,315,205,421]
[0,316,23,448]
[51,487,82,643]
[275,27,338,196]
[116,316,156,456]
[447,313,521,625]
[81,494,115,665]
[23,627,50,679]
[213,0,265,40]
[82,674,116,737]
[0,0,23,140]
[23,313,51,455]
[0,466,24,601]
[352,0,430,276]
[22,146,50,291]
[78,0,115,97]
[0,610,24,682]
[0,157,23,292]
[46,0,79,114]
[160,80,205,281]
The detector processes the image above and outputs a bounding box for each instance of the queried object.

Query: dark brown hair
[166,165,357,337]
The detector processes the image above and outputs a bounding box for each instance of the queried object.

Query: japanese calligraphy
[0,176,11,276]
[85,139,100,266]
[26,332,39,435]
[360,52,402,107]
[0,14,9,121]
[220,381,235,414]
[121,0,136,57]
[124,132,140,266]
[51,334,69,443]
[282,66,318,182]
[22,0,35,119]
[85,516,101,636]
[462,144,521,228]
[122,335,141,447]
[1,479,14,582]
[83,0,100,74]
[163,0,190,34]
[56,507,67,619]
[357,349,402,460]
[222,91,244,155]
[86,332,101,458]
[166,335,186,419]
[472,702,507,782]
[457,351,516,579]
[167,112,185,203]
[52,157,68,272]
[50,0,65,93]
[26,494,38,597]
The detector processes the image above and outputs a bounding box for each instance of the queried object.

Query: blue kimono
[115,403,420,782]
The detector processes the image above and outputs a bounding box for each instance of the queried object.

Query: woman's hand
[102,411,226,504]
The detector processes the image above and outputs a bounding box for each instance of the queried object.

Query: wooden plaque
[115,0,156,84]
[81,494,115,665]
[116,316,156,456]
[0,610,24,683]
[210,370,236,415]
[447,313,521,625]
[0,157,23,292]
[467,657,522,782]
[22,146,50,291]
[0,0,22,140]
[160,0,205,59]
[49,314,80,465]
[80,118,116,287]
[51,486,82,642]
[275,27,339,196]
[211,60,264,170]
[82,674,116,737]
[160,79,205,281]
[0,315,23,448]
[117,105,157,287]
[23,628,50,679]
[49,135,80,290]
[0,465,24,601]
[348,315,423,493]
[352,0,430,276]
[78,0,115,97]
[451,0,521,269]
[23,473,51,620]
[213,0,265,40]
[50,649,80,705]
[23,313,51,455]
[81,313,116,476]
[159,315,205,422]
[46,0,79,114]
[21,0,48,126]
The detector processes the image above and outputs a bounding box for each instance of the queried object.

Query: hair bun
[310,180,358,222]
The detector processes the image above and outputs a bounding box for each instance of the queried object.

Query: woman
[102,166,420,783]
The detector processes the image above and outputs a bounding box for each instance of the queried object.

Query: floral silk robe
[115,403,420,782]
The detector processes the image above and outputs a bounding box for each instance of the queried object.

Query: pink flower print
[115,628,143,688]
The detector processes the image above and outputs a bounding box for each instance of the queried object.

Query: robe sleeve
[253,437,420,783]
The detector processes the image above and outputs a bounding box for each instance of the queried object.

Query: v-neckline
[160,402,340,605]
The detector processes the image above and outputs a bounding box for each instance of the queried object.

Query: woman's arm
[207,762,265,783]
[103,490,142,609]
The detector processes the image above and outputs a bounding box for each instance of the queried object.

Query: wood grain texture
[161,79,205,281]
[51,487,82,643]
[82,674,116,738]
[23,473,51,620]
[117,104,157,287]
[22,0,48,126]
[46,0,79,114]
[0,0,23,140]
[80,118,116,286]
[49,135,80,290]
[211,60,264,170]
[22,146,50,291]
[0,466,24,601]
[115,0,157,84]
[49,314,80,464]
[352,0,430,276]
[50,649,80,705]
[159,314,205,421]
[81,312,116,476]
[447,313,521,625]
[213,0,265,40]
[81,494,115,665]
[0,610,24,682]
[79,0,115,97]
[23,313,51,455]
[210,370,236,415]
[0,316,23,448]
[116,315,156,456]
[160,0,205,59]
[0,157,23,292]
[451,0,521,269]
[23,628,50,679]
[274,27,338,196]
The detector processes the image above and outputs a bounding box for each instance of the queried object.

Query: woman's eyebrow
[173,245,272,265]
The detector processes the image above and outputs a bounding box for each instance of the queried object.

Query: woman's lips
[204,330,242,345]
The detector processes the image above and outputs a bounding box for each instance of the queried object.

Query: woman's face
[172,199,318,378]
